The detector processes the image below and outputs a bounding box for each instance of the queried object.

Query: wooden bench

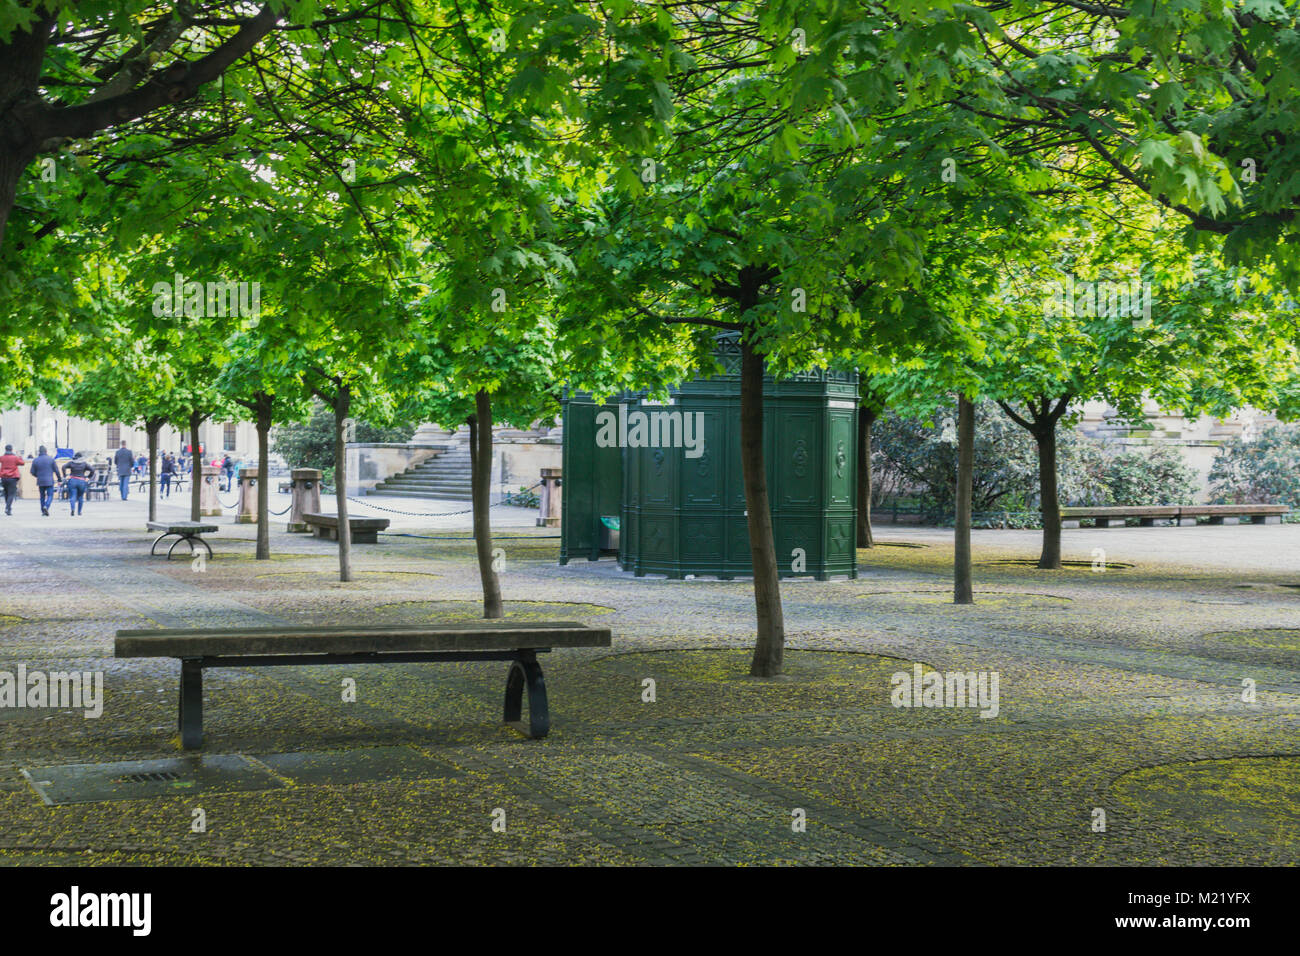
[1061,504,1288,528]
[114,621,612,748]
[146,521,219,559]
[302,512,390,543]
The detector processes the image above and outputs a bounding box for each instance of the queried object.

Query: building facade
[0,400,259,463]
[1076,400,1282,502]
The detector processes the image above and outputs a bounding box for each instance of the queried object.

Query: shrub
[1099,444,1198,506]
[872,401,1108,523]
[1209,423,1300,506]
[506,485,540,508]
[271,400,417,473]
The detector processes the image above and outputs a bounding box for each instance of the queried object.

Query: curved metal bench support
[165,534,213,560]
[504,652,550,739]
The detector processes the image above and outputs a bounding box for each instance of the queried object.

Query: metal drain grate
[117,771,181,784]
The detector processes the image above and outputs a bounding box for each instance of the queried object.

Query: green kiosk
[561,335,858,580]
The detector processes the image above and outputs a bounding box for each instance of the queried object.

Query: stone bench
[1175,504,1288,526]
[1061,504,1289,528]
[116,622,611,748]
[145,521,219,559]
[1060,506,1180,528]
[301,512,390,543]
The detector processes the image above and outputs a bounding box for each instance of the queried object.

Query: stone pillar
[537,467,562,528]
[288,468,322,532]
[17,466,36,499]
[200,464,222,516]
[235,465,259,524]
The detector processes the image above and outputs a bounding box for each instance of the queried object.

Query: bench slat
[301,513,390,529]
[147,522,219,533]
[115,622,610,658]
[1178,504,1288,516]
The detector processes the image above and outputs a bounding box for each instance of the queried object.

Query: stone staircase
[369,439,473,500]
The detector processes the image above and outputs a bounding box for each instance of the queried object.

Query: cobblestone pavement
[0,499,1297,865]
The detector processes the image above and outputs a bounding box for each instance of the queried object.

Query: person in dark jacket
[63,452,93,516]
[0,444,23,515]
[114,440,134,501]
[29,446,61,516]
[160,453,176,498]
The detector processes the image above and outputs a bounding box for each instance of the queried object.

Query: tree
[396,306,562,619]
[54,327,180,524]
[974,1,1300,282]
[216,337,314,560]
[982,227,1299,567]
[557,2,1052,671]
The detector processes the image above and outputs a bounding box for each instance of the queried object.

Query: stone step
[367,489,473,501]
[372,445,475,500]
[377,478,473,494]
[374,478,471,489]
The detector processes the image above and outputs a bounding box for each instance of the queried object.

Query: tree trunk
[740,339,786,677]
[954,395,975,604]
[146,421,160,525]
[256,394,272,560]
[333,386,353,582]
[189,412,203,522]
[0,17,52,248]
[1036,424,1062,570]
[856,405,877,548]
[469,390,504,619]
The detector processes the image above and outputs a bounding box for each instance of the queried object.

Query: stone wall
[345,443,446,495]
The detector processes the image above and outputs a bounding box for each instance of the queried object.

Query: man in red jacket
[0,444,23,515]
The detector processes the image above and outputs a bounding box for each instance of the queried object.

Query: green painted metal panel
[559,392,623,564]
[612,335,858,580]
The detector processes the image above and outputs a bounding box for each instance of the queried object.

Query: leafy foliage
[271,400,416,473]
[873,402,1108,522]
[1210,424,1300,506]
[1101,445,1198,507]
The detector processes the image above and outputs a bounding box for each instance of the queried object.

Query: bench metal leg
[179,659,203,749]
[150,532,176,556]
[504,653,550,739]
[166,534,213,560]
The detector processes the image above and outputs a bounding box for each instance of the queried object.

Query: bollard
[287,468,322,532]
[235,465,259,524]
[537,467,562,528]
[199,464,222,516]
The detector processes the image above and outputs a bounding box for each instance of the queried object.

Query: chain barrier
[343,481,543,518]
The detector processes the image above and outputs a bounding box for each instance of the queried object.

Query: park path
[1,506,1298,865]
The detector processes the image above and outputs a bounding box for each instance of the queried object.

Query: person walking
[114,440,134,501]
[221,453,234,492]
[63,452,92,516]
[160,453,175,498]
[29,446,60,516]
[0,444,23,515]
